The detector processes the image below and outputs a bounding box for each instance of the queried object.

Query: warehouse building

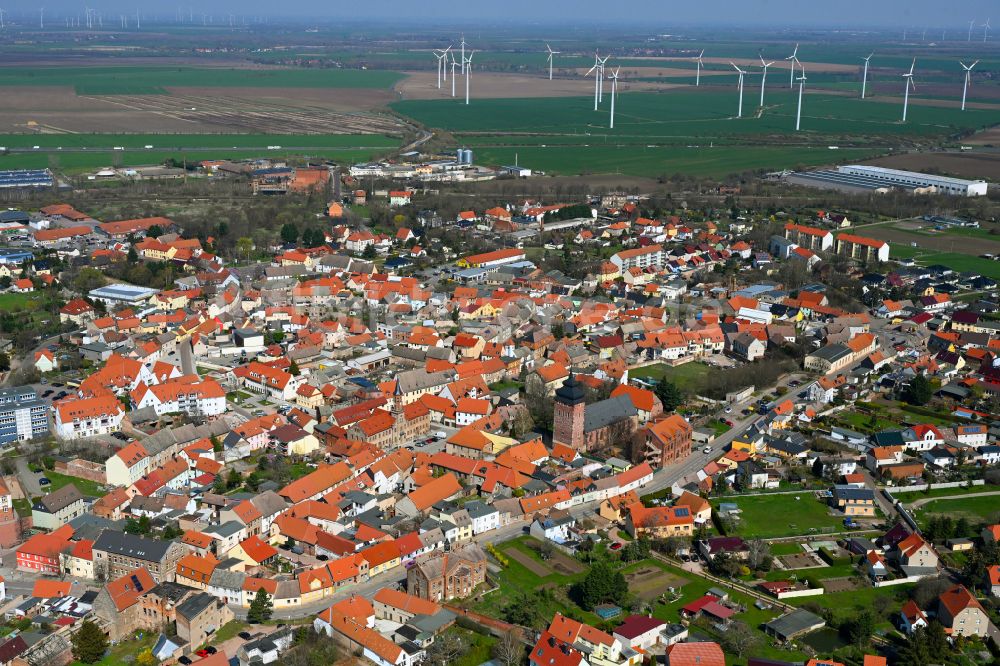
[836,165,988,197]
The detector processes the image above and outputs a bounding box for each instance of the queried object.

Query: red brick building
[16,525,73,574]
[642,414,693,467]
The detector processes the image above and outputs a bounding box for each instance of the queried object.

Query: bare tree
[493,629,525,666]
[746,538,771,571]
[425,631,463,666]
[721,620,760,658]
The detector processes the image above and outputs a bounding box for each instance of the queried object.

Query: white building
[53,395,126,440]
[837,165,988,197]
[0,386,49,444]
[130,376,227,417]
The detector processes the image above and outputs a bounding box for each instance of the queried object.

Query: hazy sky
[3,0,997,28]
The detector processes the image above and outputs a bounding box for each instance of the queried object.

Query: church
[552,374,639,452]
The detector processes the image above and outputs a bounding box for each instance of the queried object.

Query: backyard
[43,472,106,498]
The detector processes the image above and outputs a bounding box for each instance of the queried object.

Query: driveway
[15,457,41,497]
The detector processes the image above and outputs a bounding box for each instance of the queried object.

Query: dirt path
[506,547,554,577]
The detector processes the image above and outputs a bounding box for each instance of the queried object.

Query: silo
[456,148,465,164]
[462,149,474,165]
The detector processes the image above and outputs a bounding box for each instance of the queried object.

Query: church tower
[553,373,586,450]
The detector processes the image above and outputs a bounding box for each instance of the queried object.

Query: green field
[0,146,394,173]
[394,91,994,138]
[0,66,404,94]
[914,494,1000,526]
[712,493,845,538]
[0,134,399,149]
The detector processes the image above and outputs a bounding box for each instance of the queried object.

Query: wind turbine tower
[759,55,774,107]
[586,54,602,111]
[901,59,916,122]
[861,53,873,99]
[731,62,746,118]
[450,54,458,97]
[983,18,991,42]
[960,60,978,111]
[968,19,976,41]
[460,35,467,75]
[39,7,43,29]
[597,55,609,103]
[795,68,807,130]
[695,50,705,86]
[464,51,475,105]
[545,44,560,81]
[609,67,620,129]
[785,43,798,88]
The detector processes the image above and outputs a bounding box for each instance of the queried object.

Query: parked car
[179,658,192,665]
[205,647,217,655]
[38,478,50,486]
[609,542,623,551]
[196,649,210,658]
[238,632,253,640]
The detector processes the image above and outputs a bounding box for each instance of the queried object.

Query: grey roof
[584,395,637,433]
[395,368,455,395]
[764,609,826,640]
[463,500,497,520]
[832,486,875,501]
[37,484,83,513]
[209,568,247,590]
[175,592,217,621]
[249,490,288,518]
[810,343,852,363]
[207,521,244,538]
[93,530,173,562]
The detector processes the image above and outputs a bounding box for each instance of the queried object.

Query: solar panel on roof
[675,507,690,516]
[130,574,144,592]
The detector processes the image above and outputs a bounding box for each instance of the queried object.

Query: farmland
[0,66,405,94]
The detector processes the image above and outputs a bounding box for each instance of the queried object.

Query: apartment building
[610,244,665,271]
[131,375,226,417]
[92,530,186,583]
[783,223,834,251]
[835,233,890,263]
[53,394,126,440]
[0,386,49,444]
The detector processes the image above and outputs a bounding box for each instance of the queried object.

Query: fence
[879,480,985,494]
[774,587,825,600]
[873,574,928,588]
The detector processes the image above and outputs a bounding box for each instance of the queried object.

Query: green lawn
[43,471,105,498]
[448,627,498,666]
[210,620,248,646]
[630,362,712,388]
[792,582,914,632]
[71,632,155,666]
[12,498,31,518]
[712,493,845,538]
[891,484,990,502]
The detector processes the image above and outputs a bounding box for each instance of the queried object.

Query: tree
[493,629,524,666]
[842,609,875,646]
[211,435,223,453]
[502,593,542,628]
[902,374,933,406]
[71,619,109,664]
[127,246,139,264]
[620,538,651,563]
[73,267,106,294]
[289,360,301,376]
[147,224,164,238]
[654,379,683,412]
[362,243,377,259]
[811,457,825,479]
[280,223,299,244]
[897,626,932,666]
[571,561,627,610]
[746,538,771,571]
[551,322,565,339]
[247,587,273,623]
[236,237,254,261]
[720,620,759,658]
[135,648,157,666]
[227,469,241,489]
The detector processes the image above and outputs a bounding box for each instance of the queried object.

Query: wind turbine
[609,67,620,129]
[460,35,467,75]
[785,43,798,88]
[0,9,6,29]
[39,7,43,29]
[795,68,807,131]
[861,53,873,99]
[597,55,609,103]
[450,53,458,97]
[968,19,976,42]
[586,54,602,111]
[464,51,475,105]
[433,48,450,89]
[731,62,746,118]
[983,18,991,42]
[901,58,916,122]
[545,44,560,81]
[759,55,774,107]
[694,49,705,86]
[960,60,978,111]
